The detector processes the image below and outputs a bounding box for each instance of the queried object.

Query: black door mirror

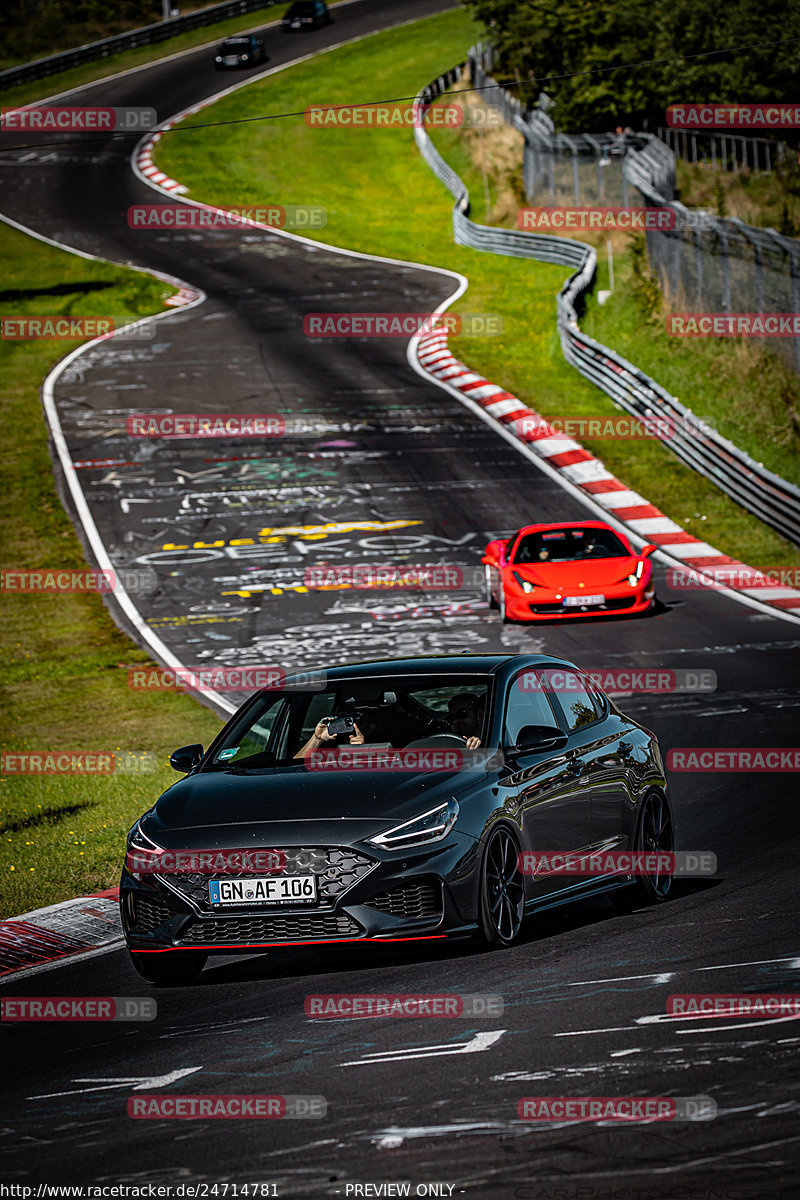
[170,744,204,773]
[508,725,568,757]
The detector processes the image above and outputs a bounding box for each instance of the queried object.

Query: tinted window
[503,672,559,745]
[512,526,630,563]
[539,668,604,732]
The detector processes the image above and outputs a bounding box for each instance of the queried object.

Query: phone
[325,715,356,737]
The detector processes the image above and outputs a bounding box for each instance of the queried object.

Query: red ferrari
[482,521,657,621]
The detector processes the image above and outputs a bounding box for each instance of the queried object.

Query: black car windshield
[286,2,317,13]
[206,675,491,770]
[221,38,250,48]
[513,527,630,563]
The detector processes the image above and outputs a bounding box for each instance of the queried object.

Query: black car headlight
[125,818,163,880]
[368,798,459,851]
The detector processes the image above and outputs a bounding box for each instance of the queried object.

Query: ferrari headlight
[512,571,535,594]
[368,797,459,851]
[628,561,645,586]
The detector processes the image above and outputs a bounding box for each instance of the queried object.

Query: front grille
[364,881,442,919]
[529,597,637,614]
[180,911,362,945]
[132,895,173,933]
[157,846,376,913]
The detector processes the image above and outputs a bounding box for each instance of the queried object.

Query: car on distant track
[213,34,268,69]
[482,520,657,621]
[121,654,673,984]
[280,0,333,31]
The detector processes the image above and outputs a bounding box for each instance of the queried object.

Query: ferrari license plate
[209,876,317,905]
[564,594,605,607]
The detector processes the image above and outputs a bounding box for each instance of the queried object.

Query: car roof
[281,653,580,687]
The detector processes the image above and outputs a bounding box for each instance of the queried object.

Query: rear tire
[610,790,674,912]
[130,950,207,986]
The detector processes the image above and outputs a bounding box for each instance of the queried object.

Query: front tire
[477,827,525,947]
[130,950,207,986]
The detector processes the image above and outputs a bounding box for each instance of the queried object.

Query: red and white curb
[415,332,800,616]
[0,890,122,978]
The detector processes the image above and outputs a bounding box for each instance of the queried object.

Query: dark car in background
[213,34,268,69]
[281,1,333,31]
[121,654,674,984]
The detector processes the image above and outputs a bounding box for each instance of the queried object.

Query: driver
[446,693,483,749]
[293,716,366,760]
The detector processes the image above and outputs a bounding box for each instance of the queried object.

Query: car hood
[144,764,482,845]
[510,556,637,588]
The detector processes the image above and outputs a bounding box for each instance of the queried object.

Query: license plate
[209,876,317,905]
[564,594,605,607]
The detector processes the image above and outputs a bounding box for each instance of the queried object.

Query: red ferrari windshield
[513,527,630,564]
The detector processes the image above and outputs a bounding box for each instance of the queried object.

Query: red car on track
[482,521,657,621]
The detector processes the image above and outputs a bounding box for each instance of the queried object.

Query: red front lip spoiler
[132,934,449,953]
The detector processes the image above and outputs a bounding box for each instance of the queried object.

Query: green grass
[0,221,222,918]
[155,10,800,568]
[675,158,800,236]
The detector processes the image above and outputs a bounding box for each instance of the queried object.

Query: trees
[460,0,800,134]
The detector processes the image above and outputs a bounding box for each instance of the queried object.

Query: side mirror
[170,744,204,773]
[641,544,657,558]
[507,725,568,757]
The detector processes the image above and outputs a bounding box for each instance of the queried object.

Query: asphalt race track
[1,0,799,1193]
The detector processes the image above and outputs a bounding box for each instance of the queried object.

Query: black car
[121,654,674,984]
[213,34,268,69]
[280,0,333,31]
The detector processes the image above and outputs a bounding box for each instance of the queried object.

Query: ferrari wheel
[485,565,498,609]
[477,827,525,947]
[499,583,508,623]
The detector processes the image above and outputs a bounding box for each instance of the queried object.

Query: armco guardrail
[0,0,277,93]
[414,66,800,547]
